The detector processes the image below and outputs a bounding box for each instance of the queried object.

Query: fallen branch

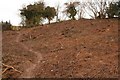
[2,63,22,74]
[2,67,9,74]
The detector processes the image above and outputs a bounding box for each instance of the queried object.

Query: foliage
[1,21,12,31]
[19,0,119,28]
[20,1,56,26]
[20,2,45,27]
[106,1,120,18]
[106,2,118,18]
[11,26,21,31]
[43,6,56,24]
[64,2,79,20]
[116,1,120,18]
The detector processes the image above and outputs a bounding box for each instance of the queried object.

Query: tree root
[2,63,22,74]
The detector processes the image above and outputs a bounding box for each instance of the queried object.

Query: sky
[0,0,68,26]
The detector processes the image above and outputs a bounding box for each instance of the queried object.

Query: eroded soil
[2,19,119,78]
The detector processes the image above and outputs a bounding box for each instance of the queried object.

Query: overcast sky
[0,0,69,26]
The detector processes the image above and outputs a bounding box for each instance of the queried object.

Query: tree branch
[2,63,22,74]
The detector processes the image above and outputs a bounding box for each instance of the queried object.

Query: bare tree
[85,0,108,19]
[62,10,68,21]
[77,2,86,19]
[86,1,99,19]
[20,15,26,27]
[56,4,61,22]
[97,0,107,18]
[19,4,26,27]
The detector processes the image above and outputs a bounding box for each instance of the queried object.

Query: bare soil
[2,19,119,78]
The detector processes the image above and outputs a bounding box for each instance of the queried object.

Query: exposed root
[2,63,22,74]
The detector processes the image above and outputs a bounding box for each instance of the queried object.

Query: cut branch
[2,63,22,74]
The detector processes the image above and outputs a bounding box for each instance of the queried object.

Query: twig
[2,63,22,74]
[2,67,9,74]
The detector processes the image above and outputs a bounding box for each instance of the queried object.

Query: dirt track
[16,28,43,78]
[2,19,118,78]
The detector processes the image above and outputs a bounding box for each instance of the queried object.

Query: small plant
[1,21,12,31]
[11,26,21,31]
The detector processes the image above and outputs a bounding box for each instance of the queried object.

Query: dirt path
[15,28,43,78]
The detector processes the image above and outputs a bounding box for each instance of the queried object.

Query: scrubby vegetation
[19,0,119,28]
[106,1,120,18]
[1,21,22,31]
[1,21,12,31]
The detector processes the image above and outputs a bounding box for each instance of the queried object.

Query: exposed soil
[2,19,119,78]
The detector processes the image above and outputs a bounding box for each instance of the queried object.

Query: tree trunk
[72,16,76,20]
[48,19,50,24]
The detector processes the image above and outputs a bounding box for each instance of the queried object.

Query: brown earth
[2,19,119,78]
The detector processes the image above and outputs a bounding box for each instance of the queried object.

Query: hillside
[2,19,118,78]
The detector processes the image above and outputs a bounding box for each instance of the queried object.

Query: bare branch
[2,63,22,74]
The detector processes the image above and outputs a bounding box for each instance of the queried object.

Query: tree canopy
[106,2,118,18]
[20,2,45,27]
[19,0,119,27]
[43,6,56,24]
[64,2,79,20]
